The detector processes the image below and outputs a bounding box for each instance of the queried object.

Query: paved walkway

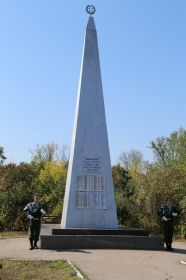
[0,237,186,280]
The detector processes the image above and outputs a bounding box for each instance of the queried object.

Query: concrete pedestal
[40,224,164,250]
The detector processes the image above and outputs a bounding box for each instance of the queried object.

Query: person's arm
[27,214,34,219]
[172,206,178,216]
[40,204,46,215]
[158,206,169,221]
[40,208,46,215]
[23,203,30,211]
[158,206,164,217]
[23,203,34,219]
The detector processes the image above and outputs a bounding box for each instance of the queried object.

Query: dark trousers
[29,220,41,243]
[163,220,174,245]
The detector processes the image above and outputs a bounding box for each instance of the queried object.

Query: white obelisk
[61,13,118,229]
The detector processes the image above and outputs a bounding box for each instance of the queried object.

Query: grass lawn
[0,231,28,238]
[0,259,86,280]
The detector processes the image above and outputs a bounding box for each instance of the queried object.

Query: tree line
[0,128,186,237]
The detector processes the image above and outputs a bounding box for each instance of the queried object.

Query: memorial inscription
[83,156,101,173]
[76,167,108,209]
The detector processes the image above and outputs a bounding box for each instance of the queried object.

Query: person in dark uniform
[158,198,178,250]
[24,193,46,250]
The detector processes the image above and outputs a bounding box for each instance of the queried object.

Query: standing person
[158,198,178,250]
[23,193,46,250]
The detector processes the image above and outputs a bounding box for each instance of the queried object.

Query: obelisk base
[40,224,164,250]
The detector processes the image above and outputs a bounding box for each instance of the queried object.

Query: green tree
[116,151,146,227]
[0,147,6,165]
[36,161,68,219]
[145,128,186,236]
[150,128,186,168]
[179,196,186,238]
[29,143,69,220]
[0,163,37,230]
[115,132,186,236]
[136,163,186,235]
[112,164,140,227]
[30,143,69,165]
[118,150,144,179]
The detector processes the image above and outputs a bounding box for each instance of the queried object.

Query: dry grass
[175,238,186,242]
[0,231,28,238]
[0,259,82,280]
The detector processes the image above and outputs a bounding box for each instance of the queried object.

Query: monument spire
[61,7,118,229]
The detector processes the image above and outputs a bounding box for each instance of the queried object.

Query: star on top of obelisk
[86,4,96,16]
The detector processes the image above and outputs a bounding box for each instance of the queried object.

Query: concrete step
[40,224,164,250]
[52,228,149,236]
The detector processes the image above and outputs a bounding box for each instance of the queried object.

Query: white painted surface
[61,16,118,229]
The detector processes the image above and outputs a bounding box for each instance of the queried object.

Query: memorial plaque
[93,193,107,209]
[93,175,107,191]
[76,174,108,209]
[76,192,91,208]
[77,176,83,191]
[83,156,101,173]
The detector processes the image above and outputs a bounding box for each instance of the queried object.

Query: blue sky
[0,0,186,164]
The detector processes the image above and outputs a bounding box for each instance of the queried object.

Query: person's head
[165,198,172,206]
[33,193,40,203]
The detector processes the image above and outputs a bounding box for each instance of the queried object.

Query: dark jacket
[158,204,178,221]
[24,202,44,221]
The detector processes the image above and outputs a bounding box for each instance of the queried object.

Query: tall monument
[40,6,164,250]
[61,5,118,229]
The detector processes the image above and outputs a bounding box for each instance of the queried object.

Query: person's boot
[34,241,39,249]
[29,239,34,250]
[168,243,173,251]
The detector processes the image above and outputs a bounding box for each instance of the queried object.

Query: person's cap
[33,192,40,196]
